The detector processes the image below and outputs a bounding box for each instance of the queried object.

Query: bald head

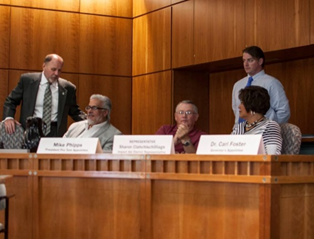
[42,54,64,83]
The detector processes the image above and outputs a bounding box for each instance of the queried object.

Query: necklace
[246,117,265,128]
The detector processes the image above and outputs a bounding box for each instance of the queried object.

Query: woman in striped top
[231,86,282,154]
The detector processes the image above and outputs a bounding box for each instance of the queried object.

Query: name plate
[113,135,174,154]
[37,138,103,154]
[196,135,265,155]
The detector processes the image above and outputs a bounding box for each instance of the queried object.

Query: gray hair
[175,100,198,113]
[90,94,112,122]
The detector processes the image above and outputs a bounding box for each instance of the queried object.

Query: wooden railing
[1,153,314,239]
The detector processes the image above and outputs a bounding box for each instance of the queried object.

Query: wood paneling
[10,0,80,12]
[311,0,314,44]
[80,0,132,18]
[266,58,314,135]
[133,8,171,75]
[246,0,310,51]
[194,0,246,64]
[10,8,80,72]
[61,73,80,128]
[172,0,186,3]
[132,71,172,134]
[279,184,314,238]
[0,70,9,120]
[172,0,194,68]
[0,6,10,68]
[37,177,141,239]
[152,181,260,239]
[209,57,314,135]
[209,68,245,134]
[133,0,171,17]
[8,70,24,122]
[133,0,186,16]
[173,70,209,133]
[78,75,132,134]
[8,176,33,239]
[3,154,314,239]
[79,15,132,76]
[0,0,10,4]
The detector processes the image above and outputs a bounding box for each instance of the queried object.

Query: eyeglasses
[85,106,107,111]
[176,111,196,115]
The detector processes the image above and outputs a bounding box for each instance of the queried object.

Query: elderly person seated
[156,100,207,153]
[63,94,122,151]
[231,86,282,154]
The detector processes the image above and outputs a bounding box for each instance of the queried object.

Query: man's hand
[174,123,189,145]
[4,119,21,134]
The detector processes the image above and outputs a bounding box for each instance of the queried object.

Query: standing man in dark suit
[3,53,85,137]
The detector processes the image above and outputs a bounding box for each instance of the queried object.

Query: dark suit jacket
[3,72,84,137]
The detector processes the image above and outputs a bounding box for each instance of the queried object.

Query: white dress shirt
[232,70,290,124]
[78,120,108,138]
[33,73,59,122]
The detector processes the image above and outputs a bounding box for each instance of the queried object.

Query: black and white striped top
[231,119,282,155]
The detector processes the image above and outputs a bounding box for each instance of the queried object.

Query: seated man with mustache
[63,94,122,151]
[155,100,207,154]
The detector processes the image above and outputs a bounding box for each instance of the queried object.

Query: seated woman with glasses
[232,86,282,154]
[155,100,207,154]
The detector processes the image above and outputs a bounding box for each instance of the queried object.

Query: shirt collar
[248,69,265,80]
[85,120,108,130]
[41,72,58,87]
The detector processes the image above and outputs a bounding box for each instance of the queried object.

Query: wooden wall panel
[209,57,314,135]
[311,0,314,44]
[209,68,243,134]
[0,6,9,68]
[172,0,194,68]
[152,181,260,239]
[0,0,10,4]
[133,0,186,16]
[79,15,132,76]
[246,0,310,51]
[7,70,25,123]
[133,8,171,75]
[10,8,80,73]
[61,73,80,128]
[133,0,171,17]
[266,58,314,135]
[10,0,80,11]
[172,0,186,3]
[194,0,246,64]
[132,71,172,134]
[78,75,132,134]
[0,70,8,121]
[37,177,141,239]
[173,70,209,133]
[8,176,33,239]
[80,0,133,18]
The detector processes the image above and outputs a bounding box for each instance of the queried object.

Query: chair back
[280,123,302,154]
[0,121,24,149]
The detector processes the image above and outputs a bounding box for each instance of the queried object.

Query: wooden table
[0,153,313,239]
